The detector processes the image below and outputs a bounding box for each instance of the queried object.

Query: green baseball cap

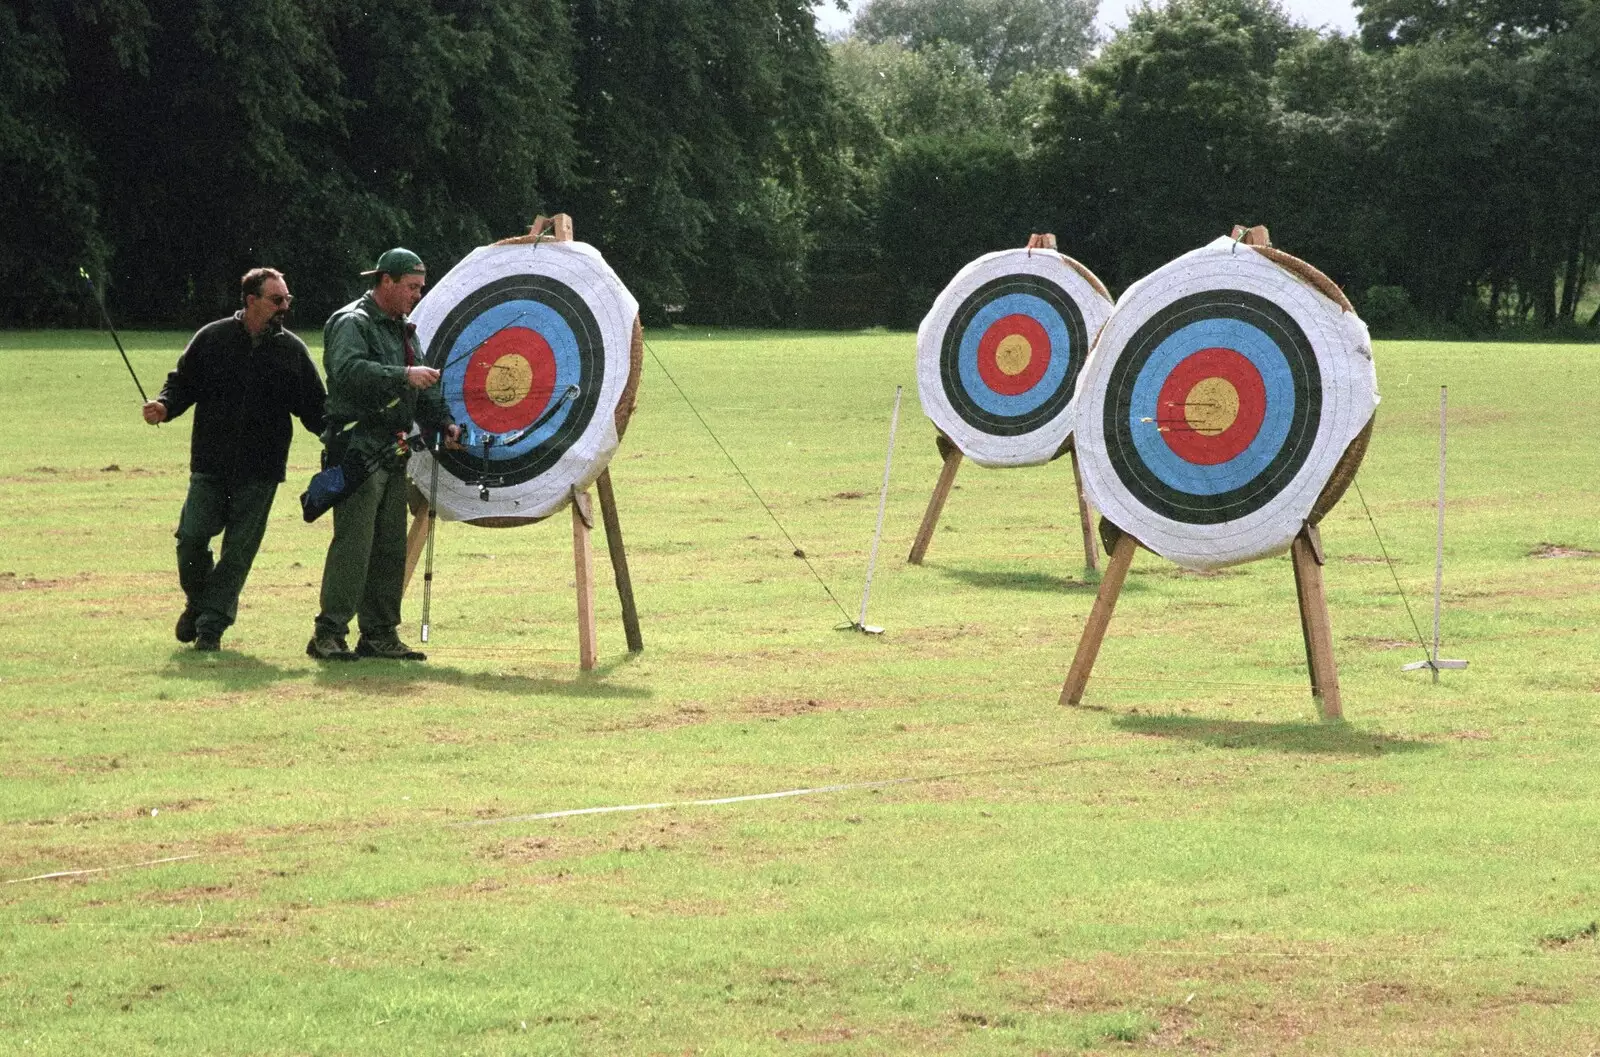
[361,247,426,278]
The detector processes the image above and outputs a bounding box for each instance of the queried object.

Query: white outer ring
[1074,237,1378,570]
[916,248,1113,468]
[406,241,638,522]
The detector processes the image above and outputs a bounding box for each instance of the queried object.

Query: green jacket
[322,292,450,461]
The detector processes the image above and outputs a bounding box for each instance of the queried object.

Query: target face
[1075,237,1378,570]
[918,249,1113,467]
[407,242,638,522]
[1111,289,1319,524]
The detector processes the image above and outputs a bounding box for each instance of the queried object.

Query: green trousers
[175,473,279,637]
[314,463,409,642]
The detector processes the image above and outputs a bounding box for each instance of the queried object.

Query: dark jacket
[322,292,450,461]
[157,313,327,482]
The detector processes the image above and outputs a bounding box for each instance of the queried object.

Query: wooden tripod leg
[1292,530,1318,695]
[1068,444,1100,574]
[1291,524,1342,720]
[1060,530,1137,706]
[572,490,597,671]
[403,484,430,593]
[595,469,643,653]
[908,435,962,565]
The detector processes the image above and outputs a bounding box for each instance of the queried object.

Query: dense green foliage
[859,0,1600,331]
[3,0,1597,330]
[1034,0,1299,288]
[854,0,1100,84]
[2,0,832,327]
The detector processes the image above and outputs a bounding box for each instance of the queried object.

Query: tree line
[3,0,1597,333]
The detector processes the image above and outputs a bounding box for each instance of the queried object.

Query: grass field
[2,327,1599,1055]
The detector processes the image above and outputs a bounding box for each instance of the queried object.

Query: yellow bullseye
[1184,377,1240,436]
[995,334,1033,376]
[486,354,533,407]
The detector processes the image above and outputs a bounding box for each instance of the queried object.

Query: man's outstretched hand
[405,366,440,389]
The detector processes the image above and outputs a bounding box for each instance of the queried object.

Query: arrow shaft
[84,274,150,403]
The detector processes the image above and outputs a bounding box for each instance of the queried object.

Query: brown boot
[306,634,357,662]
[355,638,426,661]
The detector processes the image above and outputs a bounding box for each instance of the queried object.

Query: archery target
[407,241,638,522]
[1075,236,1378,571]
[917,248,1113,468]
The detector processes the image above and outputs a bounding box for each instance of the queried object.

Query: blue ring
[955,293,1072,418]
[442,299,581,458]
[1127,318,1295,496]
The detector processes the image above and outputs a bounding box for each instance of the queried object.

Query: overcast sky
[812,0,1361,38]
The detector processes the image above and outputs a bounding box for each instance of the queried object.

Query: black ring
[1102,289,1321,525]
[939,274,1087,438]
[423,273,604,487]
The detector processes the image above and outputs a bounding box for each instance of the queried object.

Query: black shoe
[306,634,358,662]
[194,632,222,652]
[356,638,427,661]
[176,609,199,644]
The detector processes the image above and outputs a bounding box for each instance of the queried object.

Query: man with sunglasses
[144,267,326,652]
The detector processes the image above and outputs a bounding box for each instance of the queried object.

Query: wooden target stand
[909,233,1102,574]
[401,213,644,670]
[1059,226,1370,722]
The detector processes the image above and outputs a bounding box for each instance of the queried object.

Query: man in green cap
[308,248,460,662]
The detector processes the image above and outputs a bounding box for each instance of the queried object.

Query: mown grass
[1,327,1598,1054]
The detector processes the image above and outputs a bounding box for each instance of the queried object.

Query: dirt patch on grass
[152,883,250,904]
[739,695,864,718]
[1537,921,1598,948]
[485,813,728,868]
[1161,566,1244,579]
[1016,946,1584,1053]
[0,572,91,592]
[149,683,332,716]
[1,467,169,489]
[1440,725,1497,741]
[1530,542,1600,559]
[165,925,257,945]
[1346,635,1422,650]
[891,623,990,642]
[127,798,210,818]
[878,624,1000,660]
[775,1022,861,1044]
[584,704,718,733]
[1340,554,1398,564]
[584,693,905,724]
[491,835,596,865]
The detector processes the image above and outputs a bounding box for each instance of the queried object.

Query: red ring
[976,314,1051,396]
[1156,347,1267,465]
[462,327,557,433]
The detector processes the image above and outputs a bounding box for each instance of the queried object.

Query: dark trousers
[314,464,409,642]
[175,473,279,637]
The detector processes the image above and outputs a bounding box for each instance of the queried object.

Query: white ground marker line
[5,754,1115,884]
[5,854,202,885]
[458,777,923,827]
